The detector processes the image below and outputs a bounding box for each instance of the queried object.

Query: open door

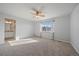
[5,18,16,41]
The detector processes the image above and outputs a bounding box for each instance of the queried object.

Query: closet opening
[5,18,16,41]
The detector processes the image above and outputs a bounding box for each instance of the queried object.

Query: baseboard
[54,39,70,43]
[70,41,79,54]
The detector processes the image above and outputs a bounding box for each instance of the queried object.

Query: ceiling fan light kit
[31,7,45,18]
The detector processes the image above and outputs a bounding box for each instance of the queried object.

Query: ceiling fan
[31,7,45,18]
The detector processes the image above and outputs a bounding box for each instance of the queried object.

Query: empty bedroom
[0,3,79,56]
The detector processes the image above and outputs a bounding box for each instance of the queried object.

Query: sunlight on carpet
[8,38,39,46]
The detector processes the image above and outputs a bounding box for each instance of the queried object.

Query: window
[40,20,54,32]
[42,24,51,32]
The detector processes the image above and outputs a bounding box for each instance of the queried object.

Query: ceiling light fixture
[31,7,45,18]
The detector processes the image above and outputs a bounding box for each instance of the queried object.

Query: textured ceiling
[0,3,77,21]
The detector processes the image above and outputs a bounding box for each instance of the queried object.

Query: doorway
[5,18,16,41]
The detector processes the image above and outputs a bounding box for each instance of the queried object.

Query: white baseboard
[70,41,79,54]
[54,39,70,43]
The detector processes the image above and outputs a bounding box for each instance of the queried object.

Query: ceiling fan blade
[31,11,38,15]
[32,8,38,12]
[39,14,45,17]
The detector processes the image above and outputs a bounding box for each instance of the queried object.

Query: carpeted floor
[0,37,78,56]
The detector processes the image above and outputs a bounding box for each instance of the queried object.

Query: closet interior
[5,18,16,41]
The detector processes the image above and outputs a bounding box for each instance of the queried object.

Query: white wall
[0,20,5,44]
[34,16,70,41]
[54,15,70,43]
[41,32,53,39]
[71,4,79,53]
[0,12,34,43]
[34,22,41,37]
[16,19,34,39]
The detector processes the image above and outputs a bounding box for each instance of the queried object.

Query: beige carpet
[0,37,78,56]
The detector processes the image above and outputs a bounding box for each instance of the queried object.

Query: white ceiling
[0,3,77,21]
